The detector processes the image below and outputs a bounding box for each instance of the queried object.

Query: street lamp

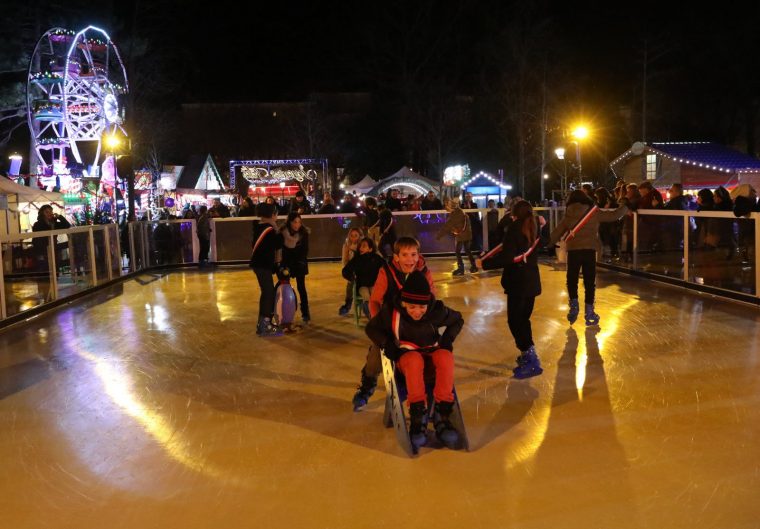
[104,134,123,220]
[279,181,286,205]
[555,147,567,197]
[571,125,589,184]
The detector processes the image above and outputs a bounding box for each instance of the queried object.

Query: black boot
[408,401,428,449]
[433,401,459,449]
[352,370,377,411]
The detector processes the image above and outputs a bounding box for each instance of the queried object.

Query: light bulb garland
[611,142,760,174]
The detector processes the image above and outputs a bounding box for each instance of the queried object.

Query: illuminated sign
[443,164,470,186]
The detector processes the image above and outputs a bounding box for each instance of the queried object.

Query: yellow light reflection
[575,295,639,399]
[77,350,224,480]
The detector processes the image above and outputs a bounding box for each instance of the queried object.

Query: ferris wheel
[26,25,128,178]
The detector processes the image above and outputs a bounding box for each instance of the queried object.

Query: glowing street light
[554,147,568,196]
[570,125,590,182]
[105,134,121,150]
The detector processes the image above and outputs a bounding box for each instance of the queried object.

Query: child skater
[339,227,363,316]
[341,237,386,318]
[548,189,628,325]
[279,212,311,323]
[501,200,544,378]
[351,237,435,410]
[365,271,464,449]
[250,202,283,337]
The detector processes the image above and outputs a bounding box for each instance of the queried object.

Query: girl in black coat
[500,200,543,379]
[279,212,311,322]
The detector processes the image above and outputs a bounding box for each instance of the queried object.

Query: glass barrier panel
[147,221,194,266]
[128,223,146,272]
[393,212,452,255]
[301,215,365,259]
[178,221,196,263]
[2,239,52,316]
[108,224,122,278]
[93,229,109,284]
[688,215,755,295]
[633,213,684,279]
[215,218,257,261]
[57,231,95,296]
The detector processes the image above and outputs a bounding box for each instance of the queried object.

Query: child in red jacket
[365,271,464,449]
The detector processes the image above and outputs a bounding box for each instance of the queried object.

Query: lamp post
[571,125,589,185]
[555,147,567,197]
[104,134,121,220]
[279,181,285,206]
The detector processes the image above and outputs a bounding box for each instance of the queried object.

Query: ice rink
[1,258,759,529]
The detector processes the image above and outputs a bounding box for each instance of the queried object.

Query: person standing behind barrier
[377,203,396,259]
[196,205,211,267]
[462,192,483,252]
[549,190,628,326]
[32,204,71,273]
[290,190,313,215]
[420,190,443,211]
[250,202,283,337]
[594,187,621,259]
[279,212,311,323]
[437,198,477,276]
[362,197,381,249]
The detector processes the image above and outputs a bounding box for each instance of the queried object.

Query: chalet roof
[651,142,760,171]
[174,154,223,190]
[611,142,760,174]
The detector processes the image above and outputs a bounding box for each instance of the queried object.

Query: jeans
[455,240,476,269]
[567,249,597,304]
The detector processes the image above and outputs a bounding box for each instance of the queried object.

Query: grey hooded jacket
[549,202,628,251]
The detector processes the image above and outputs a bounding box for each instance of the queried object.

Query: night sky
[2,0,759,193]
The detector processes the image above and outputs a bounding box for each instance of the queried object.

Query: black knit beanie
[400,271,432,304]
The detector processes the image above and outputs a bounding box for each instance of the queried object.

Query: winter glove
[383,341,402,361]
[438,340,454,353]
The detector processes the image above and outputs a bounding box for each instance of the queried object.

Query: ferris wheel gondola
[26,25,128,179]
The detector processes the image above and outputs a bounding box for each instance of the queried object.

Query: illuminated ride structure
[27,26,128,184]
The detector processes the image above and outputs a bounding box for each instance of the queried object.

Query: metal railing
[3,207,758,324]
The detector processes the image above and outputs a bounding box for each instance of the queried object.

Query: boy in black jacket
[249,203,283,336]
[365,271,464,449]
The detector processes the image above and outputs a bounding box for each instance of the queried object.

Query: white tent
[0,177,64,236]
[366,166,440,197]
[344,174,377,194]
[0,177,63,203]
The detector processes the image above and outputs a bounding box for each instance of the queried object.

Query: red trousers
[397,348,454,406]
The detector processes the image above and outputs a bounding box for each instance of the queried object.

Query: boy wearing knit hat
[365,270,464,450]
[352,237,435,411]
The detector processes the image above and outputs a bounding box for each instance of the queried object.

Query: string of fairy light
[611,142,760,174]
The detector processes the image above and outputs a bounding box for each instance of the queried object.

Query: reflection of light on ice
[77,349,223,480]
[576,292,639,399]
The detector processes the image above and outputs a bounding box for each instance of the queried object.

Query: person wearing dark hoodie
[352,237,435,410]
[549,189,628,326]
[365,270,464,449]
[249,202,283,337]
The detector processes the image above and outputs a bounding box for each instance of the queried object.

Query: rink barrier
[3,208,760,326]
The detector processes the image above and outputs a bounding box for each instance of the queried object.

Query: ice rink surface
[1,258,759,529]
